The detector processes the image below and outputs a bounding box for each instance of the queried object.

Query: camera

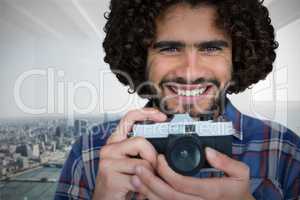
[129,114,235,176]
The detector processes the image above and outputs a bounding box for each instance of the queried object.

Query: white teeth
[176,87,206,96]
[199,88,205,94]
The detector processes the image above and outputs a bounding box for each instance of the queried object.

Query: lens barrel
[166,135,205,176]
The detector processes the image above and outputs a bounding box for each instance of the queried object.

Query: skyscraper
[74,120,88,137]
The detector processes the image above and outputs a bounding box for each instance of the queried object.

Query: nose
[175,48,213,80]
[185,48,198,69]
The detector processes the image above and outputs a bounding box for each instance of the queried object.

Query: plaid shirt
[55,100,300,200]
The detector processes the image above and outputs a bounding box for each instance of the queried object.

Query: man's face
[147,4,232,116]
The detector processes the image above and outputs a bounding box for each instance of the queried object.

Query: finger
[156,154,204,195]
[131,175,161,200]
[107,108,167,144]
[135,165,199,200]
[99,158,154,175]
[100,137,158,168]
[97,172,139,194]
[205,147,250,179]
[157,155,248,199]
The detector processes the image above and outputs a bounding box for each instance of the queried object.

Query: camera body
[130,114,235,176]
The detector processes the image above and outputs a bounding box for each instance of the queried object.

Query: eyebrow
[152,41,185,49]
[152,40,230,49]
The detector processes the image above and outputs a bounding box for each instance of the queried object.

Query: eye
[200,46,222,54]
[205,47,221,51]
[157,45,183,55]
[159,46,180,53]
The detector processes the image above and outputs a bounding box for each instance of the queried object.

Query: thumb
[205,147,250,179]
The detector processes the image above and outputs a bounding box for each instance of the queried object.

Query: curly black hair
[103,0,278,95]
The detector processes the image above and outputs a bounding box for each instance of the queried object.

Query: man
[55,0,300,199]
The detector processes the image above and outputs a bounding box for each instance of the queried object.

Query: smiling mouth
[163,82,214,97]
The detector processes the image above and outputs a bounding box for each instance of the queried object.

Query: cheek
[147,57,174,84]
[207,55,232,84]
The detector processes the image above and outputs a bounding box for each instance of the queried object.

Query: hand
[132,147,254,200]
[92,108,167,200]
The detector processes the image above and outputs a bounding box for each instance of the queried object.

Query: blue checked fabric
[55,100,300,200]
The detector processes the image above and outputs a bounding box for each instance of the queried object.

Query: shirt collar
[223,99,243,141]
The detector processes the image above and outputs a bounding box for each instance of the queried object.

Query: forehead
[154,3,229,42]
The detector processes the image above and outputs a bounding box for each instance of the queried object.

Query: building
[16,144,32,158]
[32,144,40,159]
[74,120,88,137]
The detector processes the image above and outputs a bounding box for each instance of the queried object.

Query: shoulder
[55,120,120,199]
[241,113,300,151]
[225,99,300,146]
[239,113,300,162]
[72,120,120,157]
[236,114,300,198]
[69,119,120,174]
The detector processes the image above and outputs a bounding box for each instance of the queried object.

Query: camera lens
[166,135,204,176]
[170,142,201,172]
